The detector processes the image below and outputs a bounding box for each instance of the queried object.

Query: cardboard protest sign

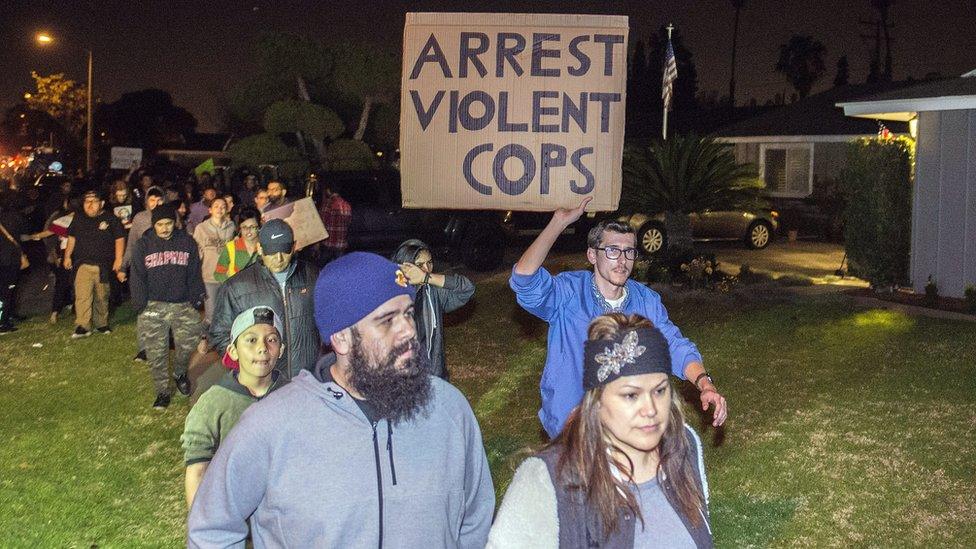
[110,147,142,169]
[262,197,328,251]
[399,12,628,212]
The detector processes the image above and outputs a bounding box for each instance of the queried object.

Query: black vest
[536,427,713,549]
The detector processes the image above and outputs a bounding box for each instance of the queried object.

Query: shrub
[965,285,976,314]
[840,137,914,288]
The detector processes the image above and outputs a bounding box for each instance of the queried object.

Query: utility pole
[86,49,93,172]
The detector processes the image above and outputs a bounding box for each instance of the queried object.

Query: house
[838,75,976,299]
[715,83,914,200]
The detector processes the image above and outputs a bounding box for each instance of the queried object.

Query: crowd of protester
[0,164,729,547]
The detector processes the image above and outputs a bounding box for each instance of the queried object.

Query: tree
[833,55,850,87]
[95,89,196,151]
[225,32,402,157]
[870,0,894,81]
[325,41,400,141]
[775,35,827,99]
[622,135,765,254]
[626,38,653,138]
[228,133,308,179]
[24,72,88,140]
[0,105,73,152]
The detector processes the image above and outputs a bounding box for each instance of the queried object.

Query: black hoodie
[130,228,205,311]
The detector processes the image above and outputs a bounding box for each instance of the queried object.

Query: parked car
[316,170,508,271]
[619,209,779,255]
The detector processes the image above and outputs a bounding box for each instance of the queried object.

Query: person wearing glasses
[510,197,727,439]
[213,207,262,283]
[392,239,474,380]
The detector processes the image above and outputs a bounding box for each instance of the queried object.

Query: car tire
[461,223,506,271]
[746,220,773,249]
[637,222,667,255]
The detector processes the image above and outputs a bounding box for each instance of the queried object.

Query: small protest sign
[262,197,328,251]
[110,147,142,169]
[399,12,628,212]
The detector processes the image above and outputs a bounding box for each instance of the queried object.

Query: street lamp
[34,31,93,172]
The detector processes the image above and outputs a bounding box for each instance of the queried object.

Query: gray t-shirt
[631,477,696,549]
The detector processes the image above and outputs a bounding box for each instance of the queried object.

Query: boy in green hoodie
[181,306,286,507]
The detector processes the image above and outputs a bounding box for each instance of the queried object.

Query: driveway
[698,240,866,286]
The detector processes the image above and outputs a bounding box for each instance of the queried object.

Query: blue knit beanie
[314,252,416,342]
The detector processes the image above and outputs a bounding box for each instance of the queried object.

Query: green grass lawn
[1,277,974,547]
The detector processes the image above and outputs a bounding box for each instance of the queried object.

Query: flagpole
[662,23,674,141]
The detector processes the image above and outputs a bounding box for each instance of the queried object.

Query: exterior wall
[911,109,976,298]
[731,140,850,198]
[811,142,848,185]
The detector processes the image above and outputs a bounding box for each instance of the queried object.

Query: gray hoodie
[187,354,495,549]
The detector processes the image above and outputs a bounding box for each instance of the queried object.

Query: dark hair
[586,220,635,249]
[551,313,705,538]
[235,206,261,228]
[392,239,429,265]
[146,186,164,199]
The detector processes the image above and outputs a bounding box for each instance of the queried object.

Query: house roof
[716,82,914,139]
[159,132,232,152]
[838,75,976,121]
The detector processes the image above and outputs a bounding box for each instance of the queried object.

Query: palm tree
[622,135,765,254]
[774,35,827,99]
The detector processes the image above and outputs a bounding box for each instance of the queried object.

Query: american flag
[662,39,678,110]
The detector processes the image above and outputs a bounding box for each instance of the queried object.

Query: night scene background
[2,0,974,134]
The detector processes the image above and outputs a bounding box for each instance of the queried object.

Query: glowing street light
[33,31,94,171]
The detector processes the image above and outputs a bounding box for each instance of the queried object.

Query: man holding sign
[511,198,728,438]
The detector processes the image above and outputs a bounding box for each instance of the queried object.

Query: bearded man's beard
[348,329,433,425]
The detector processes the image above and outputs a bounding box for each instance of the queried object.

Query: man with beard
[511,198,728,439]
[264,180,290,211]
[188,252,494,548]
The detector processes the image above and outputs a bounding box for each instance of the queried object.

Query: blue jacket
[510,268,702,438]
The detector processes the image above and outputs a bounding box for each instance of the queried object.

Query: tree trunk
[295,75,328,166]
[664,210,694,255]
[353,95,374,142]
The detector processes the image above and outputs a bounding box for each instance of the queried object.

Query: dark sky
[1,0,974,132]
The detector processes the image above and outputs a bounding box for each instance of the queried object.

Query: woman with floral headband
[488,313,712,548]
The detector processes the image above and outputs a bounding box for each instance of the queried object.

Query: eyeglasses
[594,246,638,260]
[240,224,259,232]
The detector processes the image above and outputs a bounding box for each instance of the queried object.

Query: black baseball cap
[259,219,294,254]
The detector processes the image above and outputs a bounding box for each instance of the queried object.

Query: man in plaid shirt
[317,183,351,266]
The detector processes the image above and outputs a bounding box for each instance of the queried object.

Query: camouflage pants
[138,301,201,395]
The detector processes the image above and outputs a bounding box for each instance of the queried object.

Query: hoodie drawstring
[371,422,384,549]
[386,424,398,485]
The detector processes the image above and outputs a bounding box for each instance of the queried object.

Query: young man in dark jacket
[130,204,205,409]
[209,219,319,380]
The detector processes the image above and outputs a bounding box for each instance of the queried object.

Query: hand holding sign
[552,196,593,229]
